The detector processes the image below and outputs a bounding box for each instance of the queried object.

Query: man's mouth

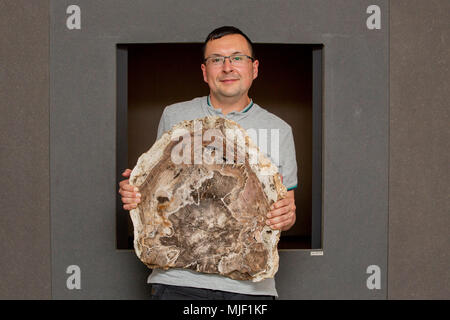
[220,78,239,83]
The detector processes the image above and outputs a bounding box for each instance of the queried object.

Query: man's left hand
[266,190,296,231]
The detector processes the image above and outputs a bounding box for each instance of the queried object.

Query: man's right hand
[118,169,141,211]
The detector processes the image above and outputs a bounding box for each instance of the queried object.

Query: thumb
[122,168,132,177]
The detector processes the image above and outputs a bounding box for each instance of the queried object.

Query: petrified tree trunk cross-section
[129,116,286,281]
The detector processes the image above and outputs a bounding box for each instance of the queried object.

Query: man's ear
[201,64,208,83]
[252,59,259,80]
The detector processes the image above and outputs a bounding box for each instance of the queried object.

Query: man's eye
[232,56,243,61]
[211,58,222,63]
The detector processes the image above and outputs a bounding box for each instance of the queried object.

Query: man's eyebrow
[209,51,245,56]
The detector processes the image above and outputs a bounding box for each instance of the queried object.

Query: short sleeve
[279,127,298,191]
[156,107,168,140]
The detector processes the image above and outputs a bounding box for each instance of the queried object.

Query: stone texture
[129,116,286,281]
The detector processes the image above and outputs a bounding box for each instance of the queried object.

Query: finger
[119,183,139,193]
[267,211,292,226]
[267,205,291,218]
[271,220,291,230]
[121,197,141,204]
[119,190,141,198]
[123,203,138,211]
[269,213,294,230]
[122,169,132,177]
[119,179,129,188]
[270,198,291,210]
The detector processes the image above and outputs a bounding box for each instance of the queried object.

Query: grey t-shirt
[147,96,298,297]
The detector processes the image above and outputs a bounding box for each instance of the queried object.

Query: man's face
[201,34,259,100]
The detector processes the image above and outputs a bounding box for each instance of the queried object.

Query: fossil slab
[129,116,286,281]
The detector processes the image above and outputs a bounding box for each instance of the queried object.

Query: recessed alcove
[116,43,323,250]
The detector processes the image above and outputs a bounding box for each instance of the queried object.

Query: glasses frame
[203,54,255,66]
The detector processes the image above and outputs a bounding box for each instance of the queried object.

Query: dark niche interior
[116,42,323,251]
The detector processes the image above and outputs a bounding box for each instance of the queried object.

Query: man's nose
[222,58,234,72]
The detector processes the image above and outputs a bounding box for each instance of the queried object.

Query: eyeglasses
[204,54,255,67]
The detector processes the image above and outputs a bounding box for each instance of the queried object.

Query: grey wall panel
[0,0,51,299]
[389,0,450,299]
[50,0,388,299]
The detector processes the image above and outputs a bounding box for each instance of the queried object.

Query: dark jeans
[150,283,276,300]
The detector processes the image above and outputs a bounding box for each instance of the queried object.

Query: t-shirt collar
[206,95,254,115]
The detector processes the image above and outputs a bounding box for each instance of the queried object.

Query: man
[119,26,297,300]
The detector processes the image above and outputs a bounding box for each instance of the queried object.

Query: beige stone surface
[129,116,286,281]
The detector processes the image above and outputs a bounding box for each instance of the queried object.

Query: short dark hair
[202,26,254,59]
